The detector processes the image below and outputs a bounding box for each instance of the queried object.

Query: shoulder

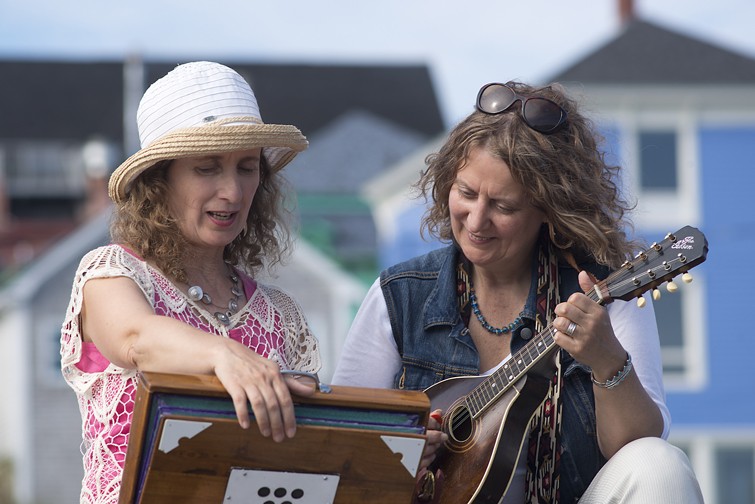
[257,281,294,300]
[381,245,457,282]
[77,244,146,277]
[74,245,155,302]
[256,282,305,317]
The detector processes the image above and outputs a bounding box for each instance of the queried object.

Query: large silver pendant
[188,286,212,304]
[187,285,203,301]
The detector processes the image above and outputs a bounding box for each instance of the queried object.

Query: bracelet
[591,352,632,389]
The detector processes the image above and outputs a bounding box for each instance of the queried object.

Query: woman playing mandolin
[332,81,704,503]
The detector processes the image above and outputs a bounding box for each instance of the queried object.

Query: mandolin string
[451,324,557,432]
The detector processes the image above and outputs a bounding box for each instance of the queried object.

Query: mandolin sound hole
[447,405,473,443]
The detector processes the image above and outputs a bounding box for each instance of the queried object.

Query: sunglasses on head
[476,83,568,134]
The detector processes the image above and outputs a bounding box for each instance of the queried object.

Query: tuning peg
[652,288,661,300]
[682,272,693,284]
[637,297,647,308]
[666,280,678,293]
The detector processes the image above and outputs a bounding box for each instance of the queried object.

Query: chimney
[619,0,635,26]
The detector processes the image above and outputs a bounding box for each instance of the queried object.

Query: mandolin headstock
[595,226,708,305]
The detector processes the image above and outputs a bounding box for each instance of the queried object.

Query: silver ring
[566,321,577,336]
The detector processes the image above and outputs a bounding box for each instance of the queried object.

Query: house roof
[362,134,445,206]
[282,110,428,268]
[0,59,445,143]
[548,19,755,85]
[0,60,124,140]
[285,109,427,193]
[145,61,445,140]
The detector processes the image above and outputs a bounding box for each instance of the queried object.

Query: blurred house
[364,8,755,504]
[548,14,755,503]
[0,58,443,503]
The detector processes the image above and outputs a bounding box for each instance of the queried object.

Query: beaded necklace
[468,287,524,335]
[187,262,242,326]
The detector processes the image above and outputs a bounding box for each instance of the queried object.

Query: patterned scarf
[457,237,562,503]
[524,239,562,504]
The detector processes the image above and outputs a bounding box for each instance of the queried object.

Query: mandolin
[422,226,708,504]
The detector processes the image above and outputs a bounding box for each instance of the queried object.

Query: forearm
[81,276,234,375]
[122,314,230,375]
[594,369,664,459]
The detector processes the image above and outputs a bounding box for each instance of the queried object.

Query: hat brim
[108,120,308,203]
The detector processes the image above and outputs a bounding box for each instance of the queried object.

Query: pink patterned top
[60,244,320,504]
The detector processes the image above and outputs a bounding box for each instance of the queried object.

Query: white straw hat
[108,61,308,203]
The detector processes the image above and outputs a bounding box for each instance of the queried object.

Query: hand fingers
[271,375,297,440]
[578,270,598,294]
[420,429,447,472]
[419,453,436,473]
[244,366,296,442]
[226,385,252,430]
[218,359,297,442]
[283,373,319,397]
[429,409,443,430]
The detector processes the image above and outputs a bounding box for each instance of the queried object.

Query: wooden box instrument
[119,371,430,503]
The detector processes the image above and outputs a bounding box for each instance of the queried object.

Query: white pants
[578,437,704,504]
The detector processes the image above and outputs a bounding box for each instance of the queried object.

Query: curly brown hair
[110,155,294,283]
[417,81,638,269]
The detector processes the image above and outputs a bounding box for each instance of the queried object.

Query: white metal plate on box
[158,419,212,453]
[223,468,340,504]
[380,435,425,477]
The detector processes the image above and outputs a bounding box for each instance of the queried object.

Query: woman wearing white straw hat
[60,61,321,504]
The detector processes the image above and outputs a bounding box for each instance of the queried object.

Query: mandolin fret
[469,328,559,417]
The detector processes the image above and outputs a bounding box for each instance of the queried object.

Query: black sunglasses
[476,83,568,134]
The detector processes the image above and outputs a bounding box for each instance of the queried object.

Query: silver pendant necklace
[187,262,242,326]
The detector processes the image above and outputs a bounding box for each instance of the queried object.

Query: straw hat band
[108,118,308,203]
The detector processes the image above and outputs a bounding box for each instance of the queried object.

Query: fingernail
[430,412,442,423]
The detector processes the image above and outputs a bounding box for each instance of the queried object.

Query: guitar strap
[524,236,563,504]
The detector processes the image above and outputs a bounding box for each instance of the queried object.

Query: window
[670,436,755,504]
[3,139,119,198]
[612,111,706,389]
[654,287,684,373]
[6,141,84,196]
[617,113,700,231]
[716,447,755,504]
[638,229,706,390]
[639,131,677,190]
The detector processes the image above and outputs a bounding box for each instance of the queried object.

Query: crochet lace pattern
[60,244,320,504]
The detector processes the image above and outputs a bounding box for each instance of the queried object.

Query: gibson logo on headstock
[671,236,695,250]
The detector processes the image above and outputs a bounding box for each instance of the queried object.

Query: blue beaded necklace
[469,287,523,335]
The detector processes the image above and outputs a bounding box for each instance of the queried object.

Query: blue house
[549,18,755,504]
[366,17,755,504]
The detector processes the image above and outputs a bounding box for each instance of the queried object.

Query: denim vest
[380,245,606,503]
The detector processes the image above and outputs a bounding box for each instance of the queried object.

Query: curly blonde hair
[418,81,638,269]
[110,155,294,283]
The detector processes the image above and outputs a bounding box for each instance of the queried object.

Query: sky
[2,0,755,126]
